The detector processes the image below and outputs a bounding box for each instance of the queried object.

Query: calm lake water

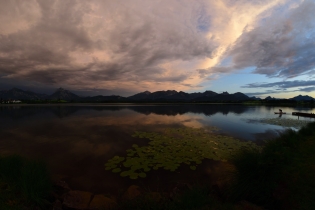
[0,104,314,195]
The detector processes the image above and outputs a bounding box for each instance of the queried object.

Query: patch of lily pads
[105,127,260,179]
[259,118,310,128]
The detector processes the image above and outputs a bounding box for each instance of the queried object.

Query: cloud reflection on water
[0,104,314,194]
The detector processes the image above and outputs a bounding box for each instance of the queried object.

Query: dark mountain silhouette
[0,88,48,100]
[250,96,261,100]
[0,87,81,101]
[127,91,151,100]
[82,95,127,102]
[264,96,278,100]
[0,87,313,102]
[290,95,314,101]
[49,88,80,100]
[128,90,219,101]
[194,92,249,102]
[128,90,180,101]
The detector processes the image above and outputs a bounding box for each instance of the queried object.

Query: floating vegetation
[259,118,311,128]
[105,127,260,179]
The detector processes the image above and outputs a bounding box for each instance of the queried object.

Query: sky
[0,0,315,98]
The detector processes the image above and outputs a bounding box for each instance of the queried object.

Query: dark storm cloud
[242,80,315,89]
[245,86,315,97]
[211,0,315,79]
[298,87,315,93]
[0,0,92,82]
[0,0,216,92]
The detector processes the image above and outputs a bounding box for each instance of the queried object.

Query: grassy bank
[0,155,52,209]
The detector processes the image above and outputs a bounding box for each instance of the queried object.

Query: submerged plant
[105,127,260,179]
[259,118,310,128]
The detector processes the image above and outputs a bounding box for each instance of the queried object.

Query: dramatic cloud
[0,0,314,95]
[298,87,315,92]
[0,0,216,93]
[245,85,315,97]
[208,0,315,79]
[244,79,315,97]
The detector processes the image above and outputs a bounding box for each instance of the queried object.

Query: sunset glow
[0,0,314,98]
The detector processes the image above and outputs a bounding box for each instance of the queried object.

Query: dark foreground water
[0,104,314,195]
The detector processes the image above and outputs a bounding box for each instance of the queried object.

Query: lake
[0,104,314,196]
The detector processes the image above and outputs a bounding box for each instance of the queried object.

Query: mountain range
[289,95,314,101]
[263,95,315,101]
[0,88,314,102]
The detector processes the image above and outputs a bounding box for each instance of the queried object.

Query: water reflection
[0,104,250,118]
[0,104,314,195]
[129,104,249,116]
[1,104,314,138]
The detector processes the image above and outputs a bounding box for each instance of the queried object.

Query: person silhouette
[278,109,283,117]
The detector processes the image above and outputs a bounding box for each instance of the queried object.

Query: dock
[292,112,315,118]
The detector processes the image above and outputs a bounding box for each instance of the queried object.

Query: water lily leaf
[138,173,146,178]
[121,171,130,177]
[104,162,116,167]
[105,166,114,171]
[131,165,141,171]
[112,168,121,173]
[130,173,138,179]
[190,166,196,170]
[144,167,150,172]
[118,157,125,162]
[105,127,261,179]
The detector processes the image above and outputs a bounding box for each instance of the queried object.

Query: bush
[228,122,315,209]
[0,155,52,209]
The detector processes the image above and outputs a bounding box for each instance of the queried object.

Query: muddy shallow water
[0,104,314,196]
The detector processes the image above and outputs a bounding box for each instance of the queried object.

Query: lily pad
[138,173,147,178]
[143,167,151,172]
[190,166,197,170]
[120,171,130,177]
[259,118,310,128]
[112,168,121,173]
[129,173,138,179]
[105,127,261,179]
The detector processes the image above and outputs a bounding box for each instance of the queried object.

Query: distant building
[0,99,22,104]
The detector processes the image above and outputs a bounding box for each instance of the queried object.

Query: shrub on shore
[228,122,315,209]
[0,155,52,209]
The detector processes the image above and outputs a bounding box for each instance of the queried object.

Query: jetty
[292,112,315,118]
